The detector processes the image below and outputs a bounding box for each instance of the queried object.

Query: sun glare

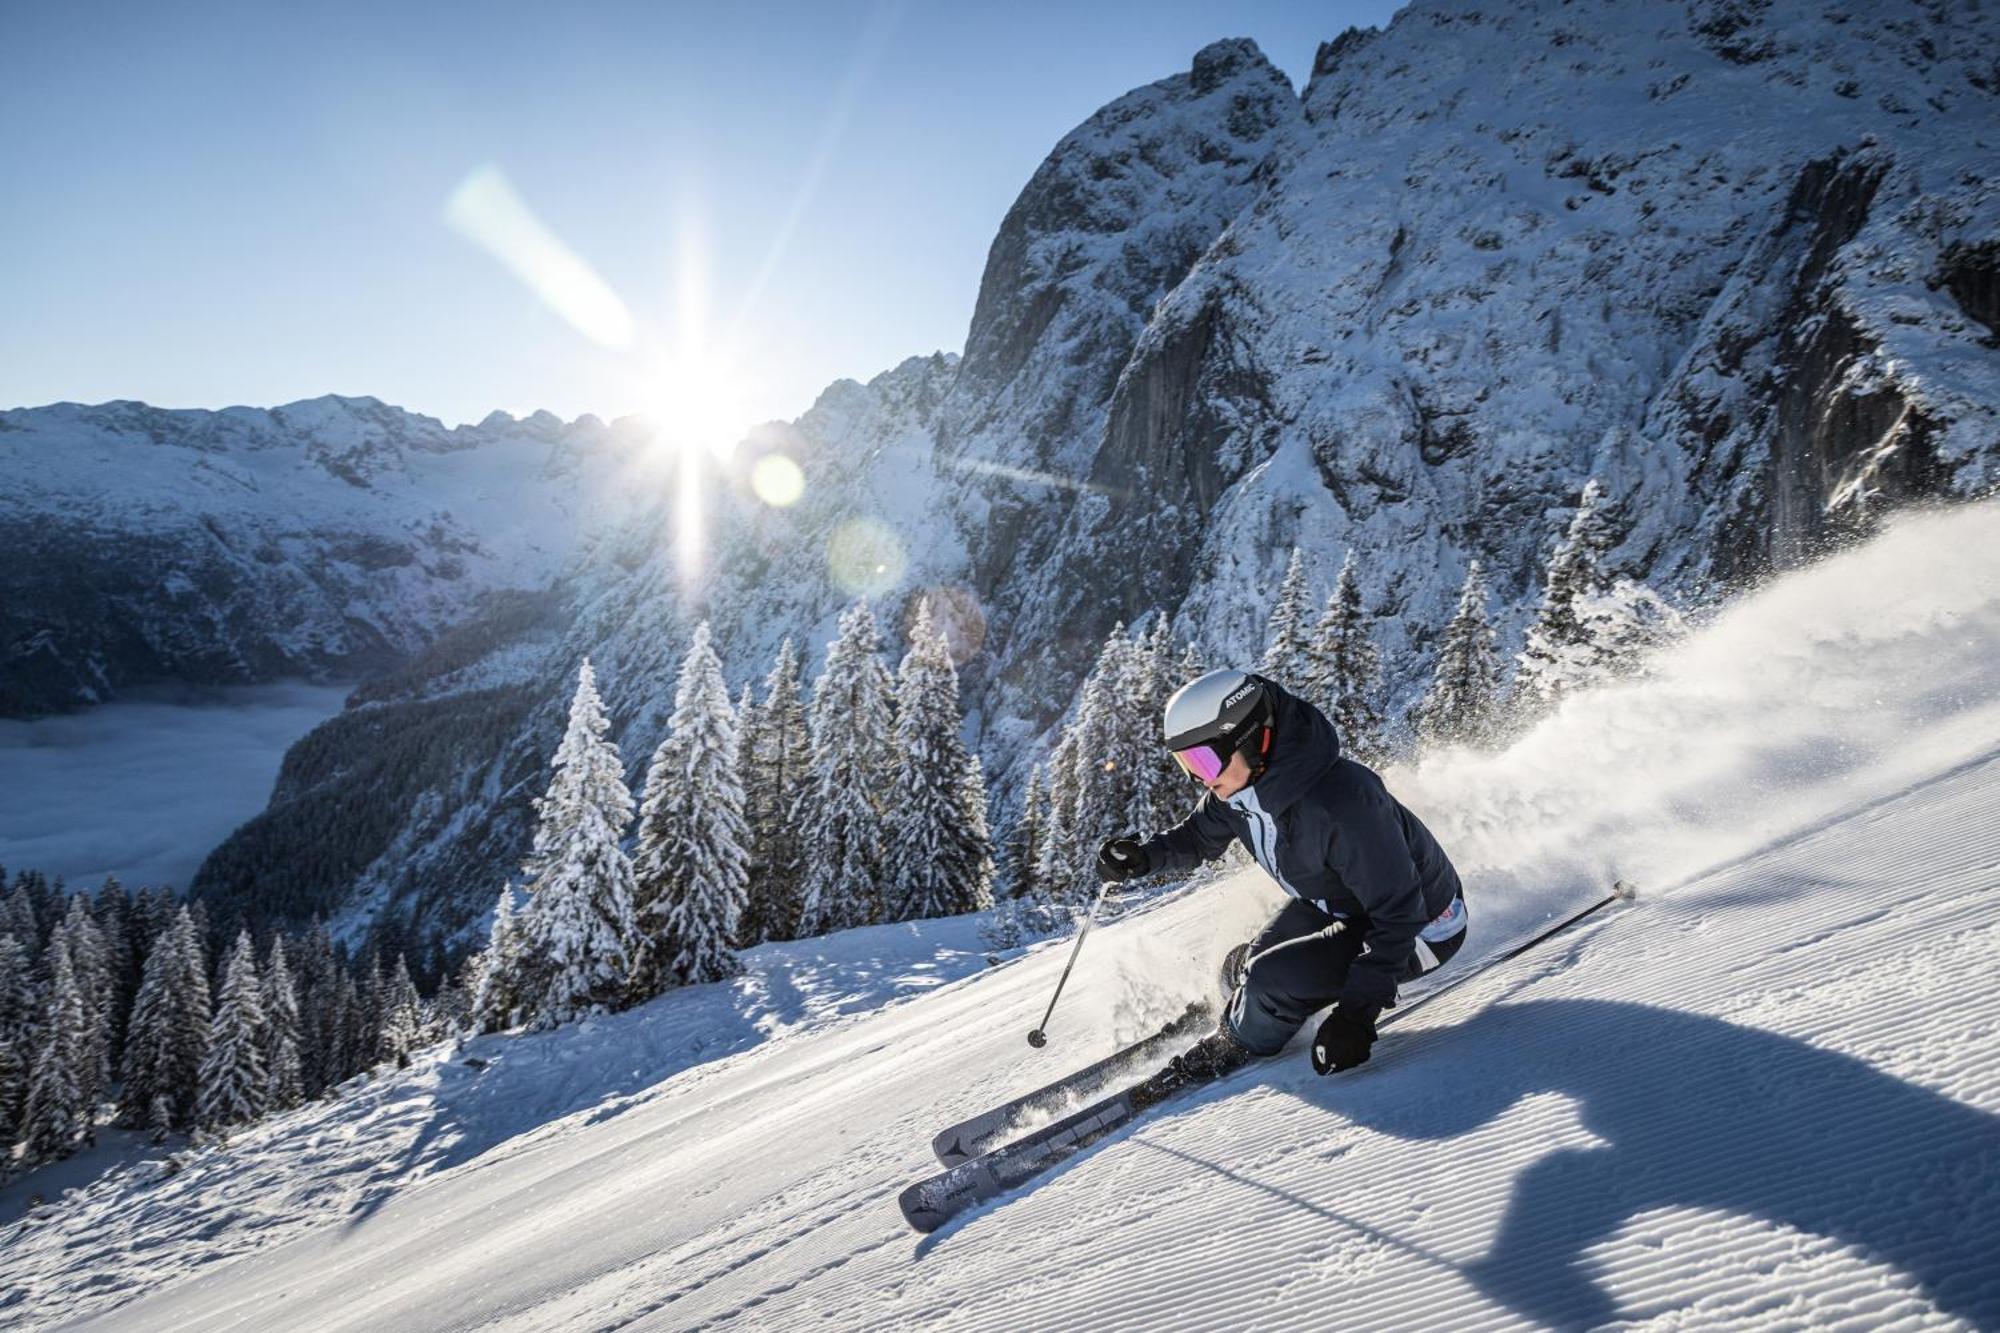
[447,164,807,594]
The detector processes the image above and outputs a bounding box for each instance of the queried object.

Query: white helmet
[1162,669,1273,781]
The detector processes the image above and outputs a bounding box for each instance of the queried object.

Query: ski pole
[1027,879,1115,1048]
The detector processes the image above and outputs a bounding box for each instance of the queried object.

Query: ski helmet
[1162,669,1273,783]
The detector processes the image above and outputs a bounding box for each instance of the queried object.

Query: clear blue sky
[0,1,1402,428]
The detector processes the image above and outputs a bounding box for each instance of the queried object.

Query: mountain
[0,396,653,716]
[5,0,1996,942]
[6,496,1997,1329]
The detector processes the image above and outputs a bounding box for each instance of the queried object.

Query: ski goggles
[1171,741,1234,784]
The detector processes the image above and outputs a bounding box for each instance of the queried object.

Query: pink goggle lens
[1172,743,1229,783]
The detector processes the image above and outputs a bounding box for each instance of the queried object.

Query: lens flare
[444,165,636,350]
[828,519,906,597]
[751,454,806,507]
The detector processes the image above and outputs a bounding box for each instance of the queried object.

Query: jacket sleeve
[1332,789,1428,1012]
[1138,796,1235,874]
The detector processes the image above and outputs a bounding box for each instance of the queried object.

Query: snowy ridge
[5,499,1996,1329]
[0,396,653,715]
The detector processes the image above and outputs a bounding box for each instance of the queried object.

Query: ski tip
[1612,878,1639,901]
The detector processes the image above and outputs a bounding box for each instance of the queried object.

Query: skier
[1098,668,1467,1099]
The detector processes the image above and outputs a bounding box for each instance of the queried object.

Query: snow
[3,498,1996,1328]
[0,682,351,889]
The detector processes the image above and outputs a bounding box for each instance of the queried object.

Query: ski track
[4,501,1998,1331]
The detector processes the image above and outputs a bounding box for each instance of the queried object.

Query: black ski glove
[1311,1002,1379,1075]
[1097,835,1152,882]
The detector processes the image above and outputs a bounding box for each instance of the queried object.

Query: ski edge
[929,1000,1210,1167]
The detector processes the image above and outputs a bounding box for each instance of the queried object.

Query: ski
[903,1081,1158,1233]
[899,880,1638,1235]
[931,1001,1211,1167]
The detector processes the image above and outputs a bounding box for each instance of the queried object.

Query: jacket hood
[1242,676,1342,814]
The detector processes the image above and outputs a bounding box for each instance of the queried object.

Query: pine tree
[1036,733,1082,909]
[1303,553,1387,764]
[2,885,38,963]
[58,896,112,1111]
[119,908,211,1131]
[730,680,763,941]
[0,933,31,1147]
[21,938,90,1163]
[885,603,989,921]
[796,602,895,937]
[1513,478,1620,712]
[352,950,386,1073]
[262,937,304,1111]
[739,638,812,946]
[1541,579,1687,696]
[198,932,268,1132]
[325,968,358,1086]
[631,623,750,992]
[93,878,136,1070]
[1412,560,1503,751]
[295,920,338,1097]
[1261,547,1314,687]
[472,887,526,1033]
[956,754,997,914]
[1058,627,1142,905]
[517,659,640,1028]
[380,956,423,1068]
[1001,764,1047,903]
[1130,617,1184,835]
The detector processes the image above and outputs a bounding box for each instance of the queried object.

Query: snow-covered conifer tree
[325,969,358,1086]
[262,937,304,1111]
[956,754,996,914]
[1513,478,1620,712]
[0,933,30,1147]
[472,887,525,1033]
[1002,764,1047,903]
[57,896,111,1110]
[91,880,135,1069]
[1261,547,1314,687]
[380,956,424,1067]
[1036,733,1082,908]
[884,604,988,921]
[631,623,749,992]
[119,908,211,1130]
[293,920,337,1096]
[1055,627,1144,904]
[796,603,895,937]
[517,659,640,1028]
[739,638,812,946]
[0,885,35,959]
[1412,560,1503,751]
[1303,553,1387,764]
[22,939,90,1163]
[1130,618,1184,835]
[1541,579,1687,696]
[198,931,268,1132]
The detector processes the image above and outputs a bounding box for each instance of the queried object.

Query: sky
[0,0,1403,430]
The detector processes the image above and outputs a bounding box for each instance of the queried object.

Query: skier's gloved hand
[1311,1002,1379,1075]
[1097,835,1152,882]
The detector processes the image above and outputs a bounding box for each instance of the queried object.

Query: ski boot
[1131,1025,1256,1111]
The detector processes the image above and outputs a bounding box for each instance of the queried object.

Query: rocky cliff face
[9,1,1995,943]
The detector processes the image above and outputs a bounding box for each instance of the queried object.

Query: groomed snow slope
[8,500,2000,1330]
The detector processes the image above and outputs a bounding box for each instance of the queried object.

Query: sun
[644,350,751,464]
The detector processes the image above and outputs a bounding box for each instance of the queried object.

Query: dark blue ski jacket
[1137,676,1463,1010]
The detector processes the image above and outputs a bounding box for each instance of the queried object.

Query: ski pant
[1226,895,1468,1055]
